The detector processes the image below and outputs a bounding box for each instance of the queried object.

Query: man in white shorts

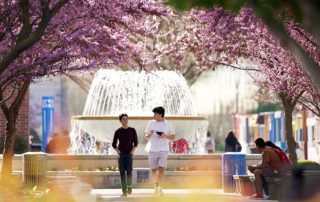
[145,106,175,195]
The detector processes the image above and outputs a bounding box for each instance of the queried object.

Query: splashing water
[83,69,197,116]
[70,69,208,154]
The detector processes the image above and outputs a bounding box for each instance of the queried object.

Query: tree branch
[211,61,260,72]
[250,1,320,87]
[296,0,320,46]
[0,88,10,120]
[0,0,69,76]
[0,83,17,106]
[9,81,30,115]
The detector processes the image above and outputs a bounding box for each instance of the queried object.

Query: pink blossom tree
[180,7,320,163]
[284,20,320,117]
[0,0,168,185]
[168,0,320,87]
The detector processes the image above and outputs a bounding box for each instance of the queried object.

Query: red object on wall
[170,138,189,154]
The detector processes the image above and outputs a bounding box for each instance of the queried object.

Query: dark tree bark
[0,81,30,186]
[279,92,304,165]
[0,0,69,187]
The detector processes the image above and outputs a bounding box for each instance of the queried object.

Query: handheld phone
[156,131,163,136]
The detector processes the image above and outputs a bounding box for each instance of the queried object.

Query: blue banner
[42,96,55,152]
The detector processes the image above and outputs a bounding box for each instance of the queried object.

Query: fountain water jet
[70,69,208,154]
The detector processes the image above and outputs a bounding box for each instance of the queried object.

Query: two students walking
[112,106,175,197]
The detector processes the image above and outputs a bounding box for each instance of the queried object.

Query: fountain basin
[2,154,262,189]
[70,69,209,154]
[70,116,208,154]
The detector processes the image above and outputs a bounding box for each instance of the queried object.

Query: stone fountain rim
[71,116,208,120]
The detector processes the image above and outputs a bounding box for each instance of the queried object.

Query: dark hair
[119,113,128,121]
[152,106,165,118]
[225,131,236,145]
[255,138,266,148]
[265,141,282,151]
[207,131,211,137]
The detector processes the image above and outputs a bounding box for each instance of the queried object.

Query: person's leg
[260,167,280,197]
[253,174,269,196]
[158,167,165,187]
[127,154,133,194]
[152,168,160,195]
[152,169,159,185]
[262,176,269,196]
[118,154,127,195]
[254,169,263,196]
[149,152,159,186]
[157,151,168,195]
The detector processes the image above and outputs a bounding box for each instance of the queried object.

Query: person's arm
[145,130,154,140]
[131,129,138,154]
[250,152,269,170]
[145,121,153,140]
[162,122,175,140]
[162,133,175,140]
[130,146,136,154]
[256,151,269,169]
[112,131,120,154]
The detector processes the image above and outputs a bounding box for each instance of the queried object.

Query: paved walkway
[90,189,277,202]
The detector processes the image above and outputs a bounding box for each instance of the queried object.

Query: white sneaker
[154,185,160,195]
[159,187,164,196]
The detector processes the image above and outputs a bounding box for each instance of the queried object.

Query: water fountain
[70,69,208,154]
[5,69,259,191]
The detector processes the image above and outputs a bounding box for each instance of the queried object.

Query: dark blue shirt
[112,127,138,154]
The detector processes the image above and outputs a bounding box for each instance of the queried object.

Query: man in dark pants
[112,114,138,197]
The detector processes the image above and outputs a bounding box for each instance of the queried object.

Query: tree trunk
[0,81,30,186]
[0,114,16,186]
[280,94,298,165]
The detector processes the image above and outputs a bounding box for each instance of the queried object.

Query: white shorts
[149,151,168,169]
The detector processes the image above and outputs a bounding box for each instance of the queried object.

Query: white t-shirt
[145,119,175,152]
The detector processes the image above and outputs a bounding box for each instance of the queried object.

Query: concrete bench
[264,177,282,200]
[233,175,255,196]
[253,171,320,200]
[234,175,281,200]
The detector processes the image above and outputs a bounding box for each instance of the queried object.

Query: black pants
[118,154,133,194]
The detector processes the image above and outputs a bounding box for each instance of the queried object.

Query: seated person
[248,138,292,199]
[45,133,60,153]
[265,141,283,152]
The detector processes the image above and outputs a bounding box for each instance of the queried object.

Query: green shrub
[297,160,320,170]
[298,160,318,164]
[14,136,28,154]
[215,142,224,152]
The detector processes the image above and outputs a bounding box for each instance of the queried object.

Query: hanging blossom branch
[177,6,320,113]
[0,0,171,92]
